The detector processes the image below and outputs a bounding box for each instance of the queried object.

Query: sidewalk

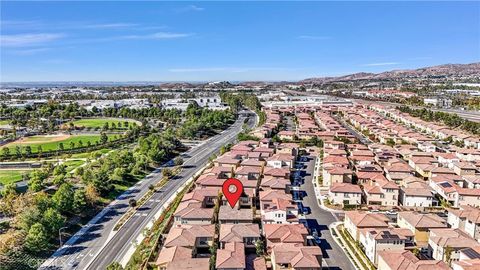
[311,153,344,214]
[330,222,371,270]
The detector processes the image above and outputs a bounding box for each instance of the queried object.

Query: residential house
[377,250,449,270]
[399,178,434,207]
[328,183,362,206]
[397,212,448,248]
[263,224,308,251]
[219,224,260,249]
[271,243,322,270]
[447,205,480,241]
[428,228,480,263]
[360,228,413,265]
[344,212,390,241]
[218,206,254,224]
[216,242,246,270]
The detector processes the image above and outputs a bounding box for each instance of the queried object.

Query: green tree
[52,183,74,213]
[28,175,45,192]
[25,223,50,253]
[174,157,184,166]
[73,188,88,212]
[42,208,65,235]
[53,164,67,176]
[25,145,32,156]
[106,262,124,270]
[162,168,172,178]
[15,145,22,158]
[100,132,108,144]
[128,198,137,208]
[2,147,10,157]
[255,239,265,256]
[16,206,42,232]
[445,245,453,266]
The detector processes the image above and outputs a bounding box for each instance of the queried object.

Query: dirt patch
[14,134,71,145]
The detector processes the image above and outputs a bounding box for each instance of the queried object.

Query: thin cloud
[177,5,205,12]
[118,32,193,40]
[0,33,64,47]
[297,35,331,40]
[362,62,400,67]
[81,23,139,29]
[9,47,51,55]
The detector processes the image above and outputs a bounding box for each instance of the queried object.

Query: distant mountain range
[300,62,480,84]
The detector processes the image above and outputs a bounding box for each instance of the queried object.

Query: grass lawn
[1,134,119,153]
[69,148,112,159]
[0,120,10,125]
[0,170,31,185]
[69,118,140,129]
[64,159,86,172]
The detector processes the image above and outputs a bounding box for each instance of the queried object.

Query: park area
[0,133,118,153]
[0,169,31,186]
[67,117,140,129]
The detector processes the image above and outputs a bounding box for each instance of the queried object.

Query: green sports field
[1,134,118,153]
[69,118,140,129]
[0,170,31,186]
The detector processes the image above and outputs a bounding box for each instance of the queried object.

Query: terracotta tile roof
[266,153,294,162]
[453,259,480,270]
[271,243,322,268]
[345,211,390,228]
[326,167,353,175]
[156,246,210,270]
[264,224,308,245]
[216,242,245,269]
[209,166,233,175]
[260,189,292,202]
[215,155,241,165]
[260,176,291,190]
[429,228,480,249]
[252,257,267,270]
[240,159,265,167]
[377,250,449,270]
[218,206,253,223]
[219,224,260,243]
[398,212,447,229]
[263,167,290,177]
[164,224,215,248]
[330,183,362,193]
[174,201,214,220]
[235,166,262,175]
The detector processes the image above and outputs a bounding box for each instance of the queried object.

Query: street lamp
[59,226,68,247]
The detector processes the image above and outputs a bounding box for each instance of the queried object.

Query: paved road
[40,113,256,270]
[298,154,355,270]
[332,114,371,145]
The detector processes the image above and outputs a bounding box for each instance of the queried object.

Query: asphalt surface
[40,113,256,270]
[298,154,355,270]
[332,114,372,145]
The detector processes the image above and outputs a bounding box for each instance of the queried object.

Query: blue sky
[1,1,479,82]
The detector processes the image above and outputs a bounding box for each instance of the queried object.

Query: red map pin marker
[222,178,244,208]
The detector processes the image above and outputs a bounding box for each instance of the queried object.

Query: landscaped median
[113,166,182,231]
[331,222,376,270]
[125,180,194,270]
